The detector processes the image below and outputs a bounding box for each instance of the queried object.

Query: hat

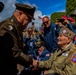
[0,2,4,12]
[15,3,36,19]
[62,15,68,19]
[59,26,75,40]
[36,39,45,48]
[67,17,74,22]
[71,9,76,17]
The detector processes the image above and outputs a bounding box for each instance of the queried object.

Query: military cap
[0,2,4,12]
[15,3,36,19]
[71,9,76,17]
[36,39,45,48]
[59,26,76,39]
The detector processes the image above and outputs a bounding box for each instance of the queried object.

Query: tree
[66,0,76,15]
[51,12,66,23]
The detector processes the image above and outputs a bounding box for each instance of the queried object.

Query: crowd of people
[0,2,76,75]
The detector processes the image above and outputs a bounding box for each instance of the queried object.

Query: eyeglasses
[43,20,49,25]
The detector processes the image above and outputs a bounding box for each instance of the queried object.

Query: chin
[57,42,61,45]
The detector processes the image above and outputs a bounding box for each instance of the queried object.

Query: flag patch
[46,54,50,56]
[71,54,76,63]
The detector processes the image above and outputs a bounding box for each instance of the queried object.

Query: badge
[46,54,50,56]
[30,42,33,46]
[71,54,76,63]
[54,28,56,30]
[62,53,68,56]
[9,25,13,30]
[62,30,66,34]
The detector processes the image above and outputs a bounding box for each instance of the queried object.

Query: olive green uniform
[0,15,32,75]
[39,43,76,75]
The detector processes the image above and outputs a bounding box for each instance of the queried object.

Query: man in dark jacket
[39,16,58,55]
[0,3,36,75]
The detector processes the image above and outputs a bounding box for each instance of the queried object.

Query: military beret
[59,26,76,40]
[15,3,36,19]
[62,15,68,19]
[0,2,4,12]
[36,39,45,48]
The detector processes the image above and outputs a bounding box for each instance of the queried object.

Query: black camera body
[57,18,64,22]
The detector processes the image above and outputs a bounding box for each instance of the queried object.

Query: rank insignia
[9,25,13,30]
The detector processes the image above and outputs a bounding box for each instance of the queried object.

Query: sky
[0,0,66,30]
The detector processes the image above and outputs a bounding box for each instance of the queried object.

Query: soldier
[0,3,36,75]
[33,26,76,75]
[0,2,4,12]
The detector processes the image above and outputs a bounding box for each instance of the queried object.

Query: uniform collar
[61,42,75,52]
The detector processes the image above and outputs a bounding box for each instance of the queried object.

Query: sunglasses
[43,20,49,25]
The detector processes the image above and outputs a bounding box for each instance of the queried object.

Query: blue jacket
[66,23,74,32]
[37,48,50,61]
[23,35,39,56]
[40,22,58,53]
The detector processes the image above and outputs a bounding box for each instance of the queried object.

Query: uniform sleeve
[0,23,33,67]
[55,53,76,75]
[9,25,33,67]
[38,53,54,69]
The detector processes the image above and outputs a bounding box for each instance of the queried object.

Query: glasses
[43,20,49,25]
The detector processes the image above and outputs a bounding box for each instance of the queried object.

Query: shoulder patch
[71,54,76,63]
[9,25,13,30]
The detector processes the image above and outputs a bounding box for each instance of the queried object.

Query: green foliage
[51,12,66,23]
[50,0,76,23]
[66,0,76,23]
[66,0,76,15]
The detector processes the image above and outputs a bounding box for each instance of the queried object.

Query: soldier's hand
[50,53,53,56]
[32,59,38,67]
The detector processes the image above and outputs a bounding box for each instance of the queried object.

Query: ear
[67,37,71,44]
[18,10,23,15]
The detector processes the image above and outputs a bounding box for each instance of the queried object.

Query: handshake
[32,59,39,69]
[28,59,39,70]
